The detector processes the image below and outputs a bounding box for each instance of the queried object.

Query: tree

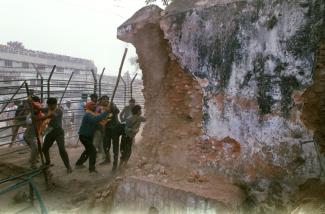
[145,0,172,6]
[6,41,25,49]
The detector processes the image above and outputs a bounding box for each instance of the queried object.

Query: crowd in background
[2,93,145,175]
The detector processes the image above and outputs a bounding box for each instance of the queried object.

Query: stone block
[111,176,231,214]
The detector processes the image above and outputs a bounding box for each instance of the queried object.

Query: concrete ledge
[111,176,234,214]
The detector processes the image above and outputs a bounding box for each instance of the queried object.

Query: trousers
[42,128,71,169]
[120,134,134,163]
[76,135,97,172]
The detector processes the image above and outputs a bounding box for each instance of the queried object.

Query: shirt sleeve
[85,112,109,123]
[53,108,63,118]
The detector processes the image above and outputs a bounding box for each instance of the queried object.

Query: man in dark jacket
[75,101,109,173]
[120,105,145,169]
[102,103,123,171]
[120,98,135,122]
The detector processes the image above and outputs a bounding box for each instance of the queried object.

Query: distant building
[0,43,96,97]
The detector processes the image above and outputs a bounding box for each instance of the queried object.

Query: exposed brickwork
[302,40,325,153]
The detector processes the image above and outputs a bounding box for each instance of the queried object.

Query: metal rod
[0,176,48,214]
[99,67,106,97]
[0,97,29,105]
[90,69,97,94]
[29,180,48,214]
[120,76,127,107]
[39,89,95,94]
[59,72,74,105]
[130,73,138,99]
[0,179,31,195]
[0,142,27,150]
[0,132,25,140]
[32,63,44,103]
[47,65,56,98]
[0,122,27,131]
[0,91,38,96]
[49,79,94,83]
[0,78,39,82]
[0,84,45,90]
[0,167,44,185]
[111,48,128,103]
[29,182,34,205]
[0,115,27,122]
[0,80,26,115]
[0,64,89,72]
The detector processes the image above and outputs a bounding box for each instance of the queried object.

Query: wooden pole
[99,67,106,97]
[32,64,44,103]
[59,72,74,105]
[111,48,128,103]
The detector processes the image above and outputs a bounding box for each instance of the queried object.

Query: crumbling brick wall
[117,1,325,184]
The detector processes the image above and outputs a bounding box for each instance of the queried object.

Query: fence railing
[0,166,49,214]
[0,48,145,212]
[1,64,142,146]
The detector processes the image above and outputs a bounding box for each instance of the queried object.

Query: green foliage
[205,29,241,90]
[252,54,275,115]
[145,0,172,6]
[244,54,301,116]
[234,182,258,213]
[273,60,288,74]
[279,76,300,115]
[6,41,25,49]
[254,0,264,16]
[267,15,278,30]
[286,0,324,59]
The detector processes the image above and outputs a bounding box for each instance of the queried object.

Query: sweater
[79,111,108,138]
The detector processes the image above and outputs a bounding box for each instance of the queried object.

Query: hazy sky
[0,0,157,76]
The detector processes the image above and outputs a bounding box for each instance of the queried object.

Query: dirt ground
[0,143,120,213]
[0,123,146,213]
[2,138,324,213]
[0,124,246,214]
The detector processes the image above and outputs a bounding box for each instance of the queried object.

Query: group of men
[24,96,72,172]
[23,93,145,175]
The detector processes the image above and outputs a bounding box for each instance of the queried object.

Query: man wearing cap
[75,101,109,173]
